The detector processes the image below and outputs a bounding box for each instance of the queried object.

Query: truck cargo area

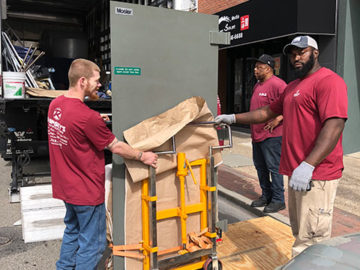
[0,0,114,200]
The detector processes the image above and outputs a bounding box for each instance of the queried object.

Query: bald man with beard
[215,36,348,257]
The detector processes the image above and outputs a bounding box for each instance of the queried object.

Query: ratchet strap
[109,243,144,259]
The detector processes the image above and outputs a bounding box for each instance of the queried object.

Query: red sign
[240,15,249,31]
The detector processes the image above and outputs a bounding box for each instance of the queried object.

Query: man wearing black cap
[248,54,287,213]
[215,35,348,256]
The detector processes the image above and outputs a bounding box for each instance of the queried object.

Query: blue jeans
[252,136,284,203]
[56,202,106,270]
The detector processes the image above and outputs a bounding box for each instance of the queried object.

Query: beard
[255,73,265,82]
[88,91,99,101]
[85,82,99,101]
[292,53,315,79]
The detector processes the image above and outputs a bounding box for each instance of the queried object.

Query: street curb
[218,184,290,226]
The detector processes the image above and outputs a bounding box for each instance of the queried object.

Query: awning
[217,0,336,49]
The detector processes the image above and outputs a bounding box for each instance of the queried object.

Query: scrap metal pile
[2,31,58,91]
[1,31,42,88]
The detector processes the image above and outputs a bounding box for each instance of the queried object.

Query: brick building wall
[198,0,248,14]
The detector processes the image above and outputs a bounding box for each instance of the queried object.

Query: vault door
[110,2,224,269]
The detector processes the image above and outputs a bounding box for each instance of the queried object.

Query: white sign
[115,7,134,16]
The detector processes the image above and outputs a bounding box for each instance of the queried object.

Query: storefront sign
[217,0,336,48]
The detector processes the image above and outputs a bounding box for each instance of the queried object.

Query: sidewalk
[218,131,360,237]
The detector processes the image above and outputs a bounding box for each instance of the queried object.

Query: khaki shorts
[287,178,340,257]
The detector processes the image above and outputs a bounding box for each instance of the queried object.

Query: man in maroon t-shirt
[249,54,287,213]
[215,36,347,256]
[48,59,158,269]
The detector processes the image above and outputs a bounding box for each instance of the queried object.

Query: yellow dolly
[113,123,232,270]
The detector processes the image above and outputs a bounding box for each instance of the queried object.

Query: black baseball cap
[253,54,275,69]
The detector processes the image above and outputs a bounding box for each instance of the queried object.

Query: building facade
[199,0,360,154]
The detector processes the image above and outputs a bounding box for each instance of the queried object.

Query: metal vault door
[110,2,227,269]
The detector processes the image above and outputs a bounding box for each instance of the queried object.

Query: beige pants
[288,179,340,257]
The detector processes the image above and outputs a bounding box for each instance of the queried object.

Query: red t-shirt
[48,95,115,205]
[250,75,287,142]
[270,68,348,180]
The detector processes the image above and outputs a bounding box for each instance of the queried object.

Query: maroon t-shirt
[250,75,287,142]
[48,95,115,205]
[270,68,348,180]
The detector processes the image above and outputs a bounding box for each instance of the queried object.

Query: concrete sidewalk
[218,131,360,237]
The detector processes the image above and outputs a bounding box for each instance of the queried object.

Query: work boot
[250,197,269,208]
[263,202,285,213]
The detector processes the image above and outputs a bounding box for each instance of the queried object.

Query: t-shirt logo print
[294,90,301,97]
[53,108,62,121]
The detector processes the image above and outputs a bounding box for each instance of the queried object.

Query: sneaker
[263,202,285,213]
[250,197,269,208]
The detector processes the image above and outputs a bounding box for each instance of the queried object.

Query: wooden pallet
[20,184,65,243]
[217,216,294,270]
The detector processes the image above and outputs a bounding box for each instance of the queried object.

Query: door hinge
[209,31,230,46]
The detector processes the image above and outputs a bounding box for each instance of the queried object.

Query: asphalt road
[0,159,60,270]
[0,158,258,270]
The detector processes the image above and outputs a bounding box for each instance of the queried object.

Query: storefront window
[233,58,243,113]
[233,57,257,114]
[244,60,256,112]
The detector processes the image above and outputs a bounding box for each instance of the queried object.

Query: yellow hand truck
[112,123,232,270]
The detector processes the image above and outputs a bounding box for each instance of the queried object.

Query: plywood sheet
[26,87,67,98]
[217,217,295,270]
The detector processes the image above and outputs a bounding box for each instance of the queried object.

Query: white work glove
[289,161,315,191]
[214,114,236,125]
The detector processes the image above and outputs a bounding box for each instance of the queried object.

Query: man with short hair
[249,54,287,213]
[215,36,348,256]
[48,58,158,269]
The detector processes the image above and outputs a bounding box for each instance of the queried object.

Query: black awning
[217,0,336,49]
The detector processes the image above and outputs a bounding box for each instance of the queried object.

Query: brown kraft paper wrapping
[121,96,223,269]
[123,96,222,182]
